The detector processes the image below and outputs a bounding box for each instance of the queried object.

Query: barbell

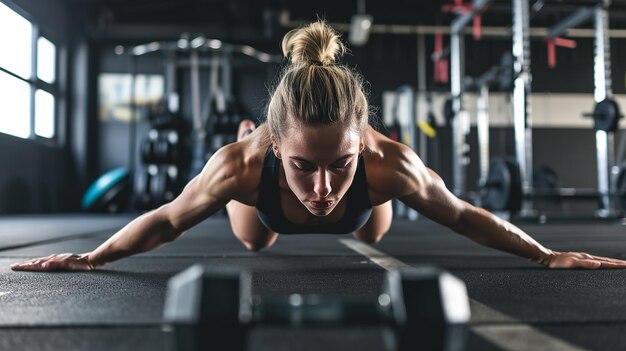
[482,158,626,212]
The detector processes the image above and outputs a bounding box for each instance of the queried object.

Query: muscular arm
[12,144,249,271]
[87,176,229,268]
[401,168,554,265]
[370,136,626,269]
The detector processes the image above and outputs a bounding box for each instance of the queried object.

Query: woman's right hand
[10,253,96,272]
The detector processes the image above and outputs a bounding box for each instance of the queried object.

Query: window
[37,36,56,84]
[0,70,30,138]
[0,2,31,79]
[0,1,58,140]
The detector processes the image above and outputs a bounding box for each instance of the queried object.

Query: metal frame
[510,0,619,217]
[476,84,491,190]
[593,0,619,217]
[511,0,534,216]
[449,0,492,196]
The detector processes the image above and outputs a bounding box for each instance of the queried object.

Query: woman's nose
[313,170,332,198]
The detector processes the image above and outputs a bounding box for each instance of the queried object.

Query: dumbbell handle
[244,294,396,327]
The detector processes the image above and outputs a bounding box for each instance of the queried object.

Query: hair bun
[281,21,346,66]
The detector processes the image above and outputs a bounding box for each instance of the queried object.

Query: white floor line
[0,292,11,297]
[339,239,587,351]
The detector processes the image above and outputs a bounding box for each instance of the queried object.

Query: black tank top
[256,148,373,234]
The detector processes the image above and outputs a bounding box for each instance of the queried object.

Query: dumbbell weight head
[150,169,168,207]
[140,138,156,164]
[154,138,169,164]
[166,131,180,163]
[384,267,470,351]
[164,166,179,202]
[163,265,250,351]
[163,265,470,351]
[134,169,153,210]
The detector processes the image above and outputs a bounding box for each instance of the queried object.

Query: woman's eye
[332,162,351,169]
[294,163,314,172]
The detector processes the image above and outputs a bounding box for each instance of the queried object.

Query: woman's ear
[359,140,365,154]
[271,135,282,159]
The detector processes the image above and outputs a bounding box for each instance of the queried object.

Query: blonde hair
[265,21,370,144]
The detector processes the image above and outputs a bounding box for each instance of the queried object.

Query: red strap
[442,3,473,13]
[442,1,484,41]
[554,37,577,49]
[433,32,448,83]
[473,14,482,40]
[547,40,556,68]
[545,37,577,68]
[435,59,449,84]
[435,32,443,53]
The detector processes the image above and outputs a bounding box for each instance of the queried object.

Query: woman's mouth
[310,200,333,209]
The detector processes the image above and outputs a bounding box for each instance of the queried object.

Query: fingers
[548,252,626,269]
[589,254,626,264]
[572,259,602,269]
[597,260,626,269]
[10,254,92,272]
[574,252,626,268]
[10,260,49,271]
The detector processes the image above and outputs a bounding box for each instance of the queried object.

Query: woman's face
[274,123,363,217]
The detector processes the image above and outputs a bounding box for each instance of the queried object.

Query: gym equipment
[433,32,449,84]
[497,52,514,92]
[483,159,522,212]
[533,165,559,190]
[443,98,454,127]
[483,159,626,212]
[471,52,516,202]
[163,265,470,351]
[447,0,492,198]
[123,36,276,211]
[135,165,181,210]
[141,130,182,165]
[476,2,625,218]
[81,168,130,213]
[583,98,623,132]
[545,37,577,69]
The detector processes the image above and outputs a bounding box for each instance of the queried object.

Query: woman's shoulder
[362,126,428,203]
[198,124,271,203]
[362,125,413,168]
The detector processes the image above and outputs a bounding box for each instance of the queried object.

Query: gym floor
[1,215,625,350]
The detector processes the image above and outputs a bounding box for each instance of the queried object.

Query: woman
[11,21,626,272]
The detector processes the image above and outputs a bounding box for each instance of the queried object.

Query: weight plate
[593,98,622,132]
[485,159,522,212]
[533,165,559,190]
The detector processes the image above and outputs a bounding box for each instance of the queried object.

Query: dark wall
[0,134,69,213]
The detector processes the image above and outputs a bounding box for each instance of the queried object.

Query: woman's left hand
[547,251,626,269]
